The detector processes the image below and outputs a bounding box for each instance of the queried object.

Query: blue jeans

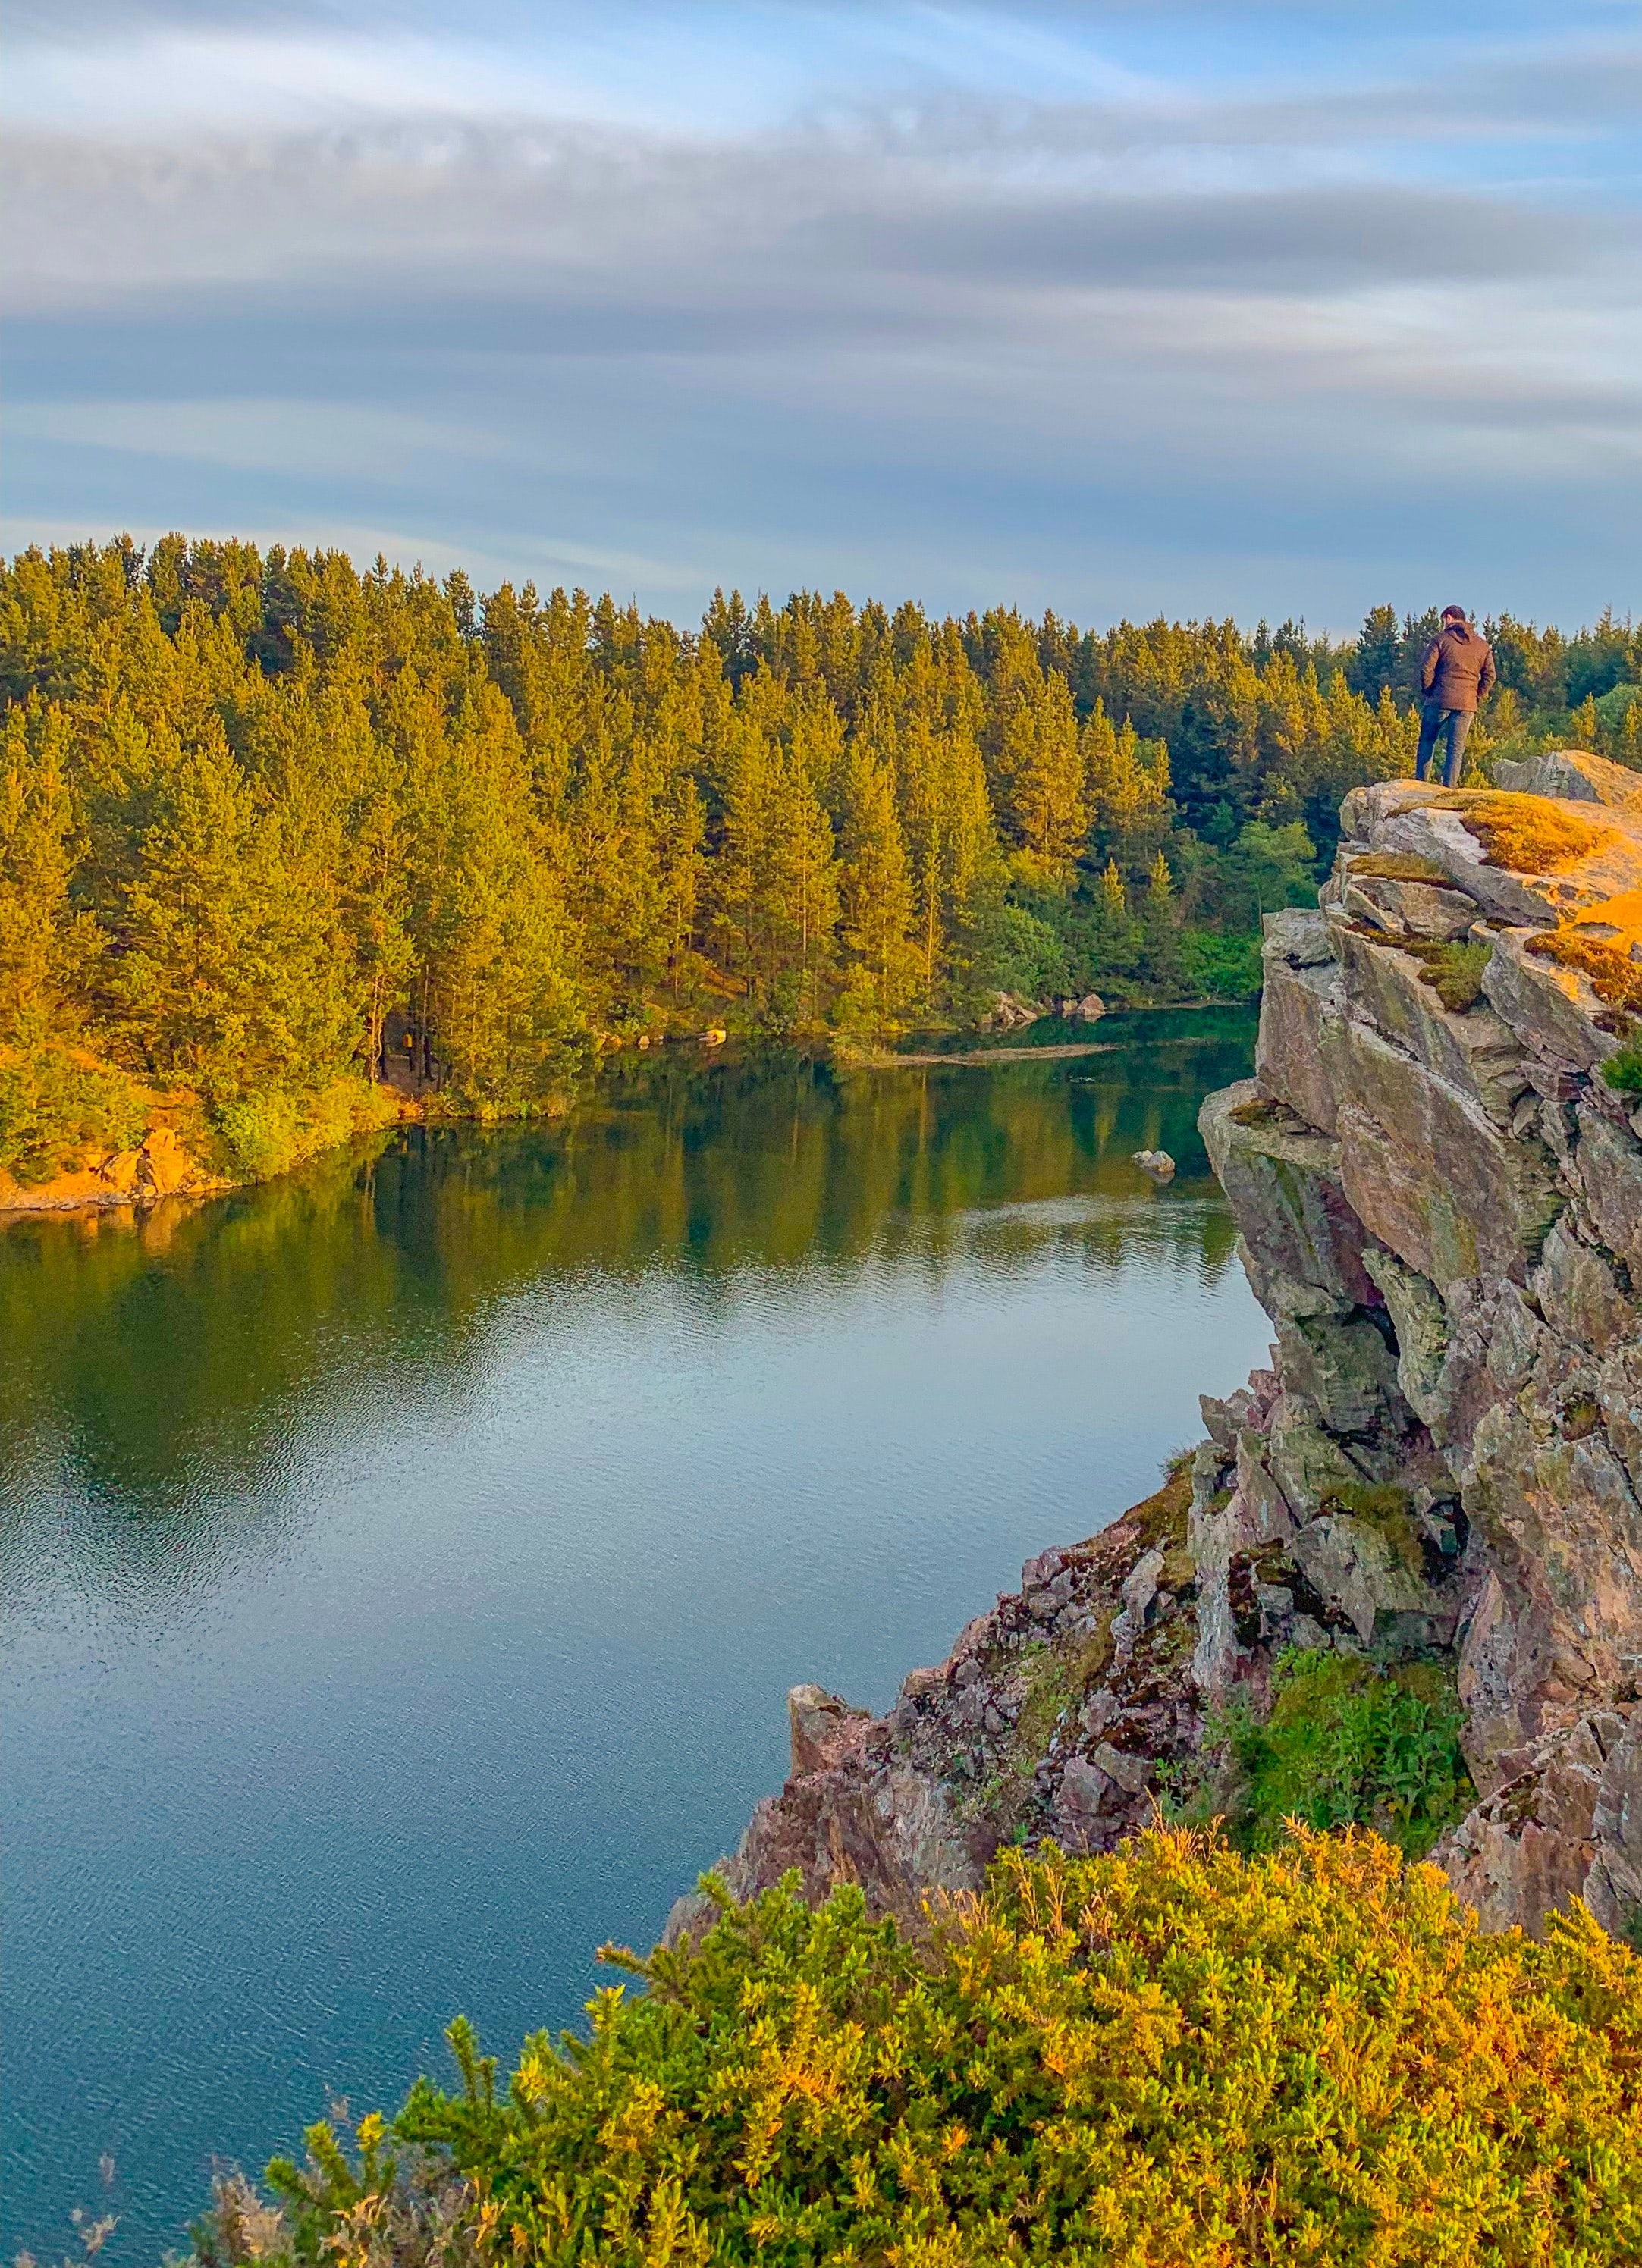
[1415,701,1473,788]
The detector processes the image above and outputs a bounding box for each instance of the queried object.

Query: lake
[1,1012,1269,2264]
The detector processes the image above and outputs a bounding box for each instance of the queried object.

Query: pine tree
[838,737,920,1031]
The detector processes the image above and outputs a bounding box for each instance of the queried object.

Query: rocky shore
[670,751,1642,1946]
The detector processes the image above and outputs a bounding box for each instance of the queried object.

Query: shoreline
[0,1002,1257,1219]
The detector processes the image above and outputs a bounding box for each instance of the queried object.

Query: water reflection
[2,1024,1246,1611]
[2,1014,1264,2266]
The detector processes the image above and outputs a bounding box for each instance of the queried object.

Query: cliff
[670,750,1642,1948]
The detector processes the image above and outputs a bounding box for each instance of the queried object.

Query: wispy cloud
[3,2,1637,624]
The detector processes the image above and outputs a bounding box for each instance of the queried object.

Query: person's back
[1415,605,1496,786]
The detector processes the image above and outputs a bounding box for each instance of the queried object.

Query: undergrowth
[0,1044,149,1184]
[1194,1649,1475,1860]
[1604,1042,1642,1096]
[191,1827,1642,2268]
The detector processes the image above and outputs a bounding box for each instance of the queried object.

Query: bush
[0,1045,149,1184]
[1603,1043,1642,1096]
[1205,1649,1475,1859]
[987,901,1073,1002]
[214,1078,400,1181]
[1397,937,1492,1015]
[197,1828,1642,2268]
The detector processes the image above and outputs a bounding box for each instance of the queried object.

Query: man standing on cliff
[1414,604,1496,786]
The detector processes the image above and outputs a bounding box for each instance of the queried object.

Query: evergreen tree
[837,737,921,1031]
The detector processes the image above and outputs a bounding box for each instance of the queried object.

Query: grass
[1527,924,1642,1018]
[1436,790,1617,875]
[1391,937,1493,1013]
[1347,852,1455,885]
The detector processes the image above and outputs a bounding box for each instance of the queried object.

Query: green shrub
[198,1828,1642,2268]
[1396,937,1492,1014]
[1603,1043,1642,1096]
[1209,1648,1474,1859]
[0,1046,149,1184]
[214,1078,400,1181]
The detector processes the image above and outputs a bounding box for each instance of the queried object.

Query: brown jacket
[1421,623,1496,712]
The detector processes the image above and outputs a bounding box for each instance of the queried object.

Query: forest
[2,535,1638,1186]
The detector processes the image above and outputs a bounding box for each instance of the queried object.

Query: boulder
[1571,1099,1642,1278]
[1586,1711,1642,1937]
[1257,914,1345,1136]
[1131,1149,1175,1180]
[1361,1247,1452,1434]
[1088,1740,1153,1796]
[1342,870,1482,940]
[1075,993,1107,1022]
[1331,1018,1562,1289]
[1493,748,1642,808]
[1274,1307,1405,1441]
[788,1684,873,1778]
[1287,1510,1454,1652]
[1436,1709,1635,1939]
[1346,781,1642,930]
[1333,928,1530,1127]
[1461,1391,1642,1768]
[1480,930,1621,1076]
[1531,1217,1637,1360]
[982,992,1043,1032]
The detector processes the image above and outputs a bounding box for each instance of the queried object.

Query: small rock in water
[1132,1148,1176,1181]
[1077,993,1107,1022]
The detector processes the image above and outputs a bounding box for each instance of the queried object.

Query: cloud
[2,2,1638,625]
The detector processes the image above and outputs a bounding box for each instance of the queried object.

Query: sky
[4,0,1640,633]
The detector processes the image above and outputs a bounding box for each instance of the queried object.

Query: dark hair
[1441,604,1468,623]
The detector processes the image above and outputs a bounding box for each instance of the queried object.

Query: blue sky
[4,1,1639,631]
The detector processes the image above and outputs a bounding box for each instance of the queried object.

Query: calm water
[2,1014,1267,2264]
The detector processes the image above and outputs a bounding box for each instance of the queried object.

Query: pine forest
[3,535,1639,1189]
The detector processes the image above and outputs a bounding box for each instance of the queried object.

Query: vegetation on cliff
[196,1828,1642,2268]
[1180,1651,1476,1860]
[4,539,1637,1188]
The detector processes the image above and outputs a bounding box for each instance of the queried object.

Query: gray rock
[1361,1247,1452,1432]
[1587,1711,1642,1936]
[1481,931,1620,1078]
[1572,1101,1642,1278]
[1493,749,1642,807]
[1056,1754,1112,1817]
[1343,871,1481,941]
[788,1684,872,1778]
[1200,1387,1254,1449]
[1288,1513,1455,1652]
[1090,1741,1154,1795]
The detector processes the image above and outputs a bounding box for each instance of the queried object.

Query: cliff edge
[670,751,1642,1947]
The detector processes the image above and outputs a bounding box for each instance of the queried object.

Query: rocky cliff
[668,751,1642,1949]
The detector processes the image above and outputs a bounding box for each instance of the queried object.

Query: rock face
[676,778,1642,1950]
[0,1122,220,1213]
[1493,748,1642,808]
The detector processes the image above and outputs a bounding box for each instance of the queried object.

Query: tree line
[1,536,1636,1183]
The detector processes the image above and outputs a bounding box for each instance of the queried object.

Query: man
[1415,605,1496,787]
